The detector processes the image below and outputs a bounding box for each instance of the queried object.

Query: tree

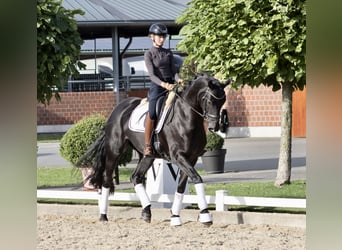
[177,0,306,186]
[37,0,85,105]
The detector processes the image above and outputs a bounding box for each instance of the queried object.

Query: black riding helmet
[148,23,168,36]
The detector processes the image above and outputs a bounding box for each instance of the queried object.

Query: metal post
[94,39,97,75]
[112,27,120,105]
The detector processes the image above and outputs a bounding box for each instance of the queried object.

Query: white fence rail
[37,189,306,211]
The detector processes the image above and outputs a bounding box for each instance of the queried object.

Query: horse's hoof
[99,214,108,222]
[141,211,151,223]
[141,205,151,223]
[201,220,213,226]
[170,215,182,226]
[198,210,213,226]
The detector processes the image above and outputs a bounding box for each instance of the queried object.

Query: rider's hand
[161,82,174,91]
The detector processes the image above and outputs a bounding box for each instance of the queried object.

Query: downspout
[112,27,120,105]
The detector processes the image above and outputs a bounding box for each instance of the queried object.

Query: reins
[173,82,225,121]
[174,90,206,118]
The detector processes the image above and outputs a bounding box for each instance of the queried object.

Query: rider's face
[152,34,166,47]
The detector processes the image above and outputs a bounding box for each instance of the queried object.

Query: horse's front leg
[175,157,213,225]
[170,170,188,226]
[130,157,155,223]
[194,182,213,225]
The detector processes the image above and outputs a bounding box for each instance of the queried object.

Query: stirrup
[144,144,152,156]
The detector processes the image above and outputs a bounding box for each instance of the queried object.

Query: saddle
[128,92,176,155]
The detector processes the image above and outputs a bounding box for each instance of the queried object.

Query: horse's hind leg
[99,154,118,222]
[170,170,188,226]
[131,157,155,223]
[99,186,110,221]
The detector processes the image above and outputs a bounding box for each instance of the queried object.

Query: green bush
[60,114,133,167]
[60,114,106,167]
[204,132,224,151]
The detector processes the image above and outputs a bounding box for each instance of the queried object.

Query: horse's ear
[208,75,231,89]
[208,77,222,89]
[222,78,232,88]
[207,78,214,89]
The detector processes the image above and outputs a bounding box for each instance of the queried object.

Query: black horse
[79,74,229,226]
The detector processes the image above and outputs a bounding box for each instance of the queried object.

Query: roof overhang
[62,0,189,39]
[77,21,184,39]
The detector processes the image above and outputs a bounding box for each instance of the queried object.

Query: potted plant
[60,114,133,190]
[201,131,226,174]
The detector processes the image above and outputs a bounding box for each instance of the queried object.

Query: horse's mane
[178,73,222,95]
[178,73,209,93]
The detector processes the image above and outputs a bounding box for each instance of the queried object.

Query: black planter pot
[201,148,227,174]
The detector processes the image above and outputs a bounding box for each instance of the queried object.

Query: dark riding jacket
[144,46,180,120]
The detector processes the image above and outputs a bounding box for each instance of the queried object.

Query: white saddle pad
[128,100,148,133]
[128,99,171,133]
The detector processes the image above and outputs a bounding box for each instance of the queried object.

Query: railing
[124,75,151,90]
[37,189,306,211]
[63,75,151,92]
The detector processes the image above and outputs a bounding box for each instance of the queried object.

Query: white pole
[215,190,228,211]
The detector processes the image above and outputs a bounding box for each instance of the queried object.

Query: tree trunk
[274,83,292,187]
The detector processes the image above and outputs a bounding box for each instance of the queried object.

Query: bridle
[199,88,226,122]
[174,85,225,122]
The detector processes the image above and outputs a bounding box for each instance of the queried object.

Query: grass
[37,167,306,199]
[37,133,64,142]
[37,167,82,187]
[197,180,306,198]
[37,166,306,213]
[37,167,140,206]
[37,167,134,188]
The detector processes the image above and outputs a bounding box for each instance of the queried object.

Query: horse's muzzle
[207,121,219,132]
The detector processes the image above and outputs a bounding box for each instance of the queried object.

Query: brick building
[37,86,306,137]
[37,0,306,137]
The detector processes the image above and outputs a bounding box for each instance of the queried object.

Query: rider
[144,23,183,156]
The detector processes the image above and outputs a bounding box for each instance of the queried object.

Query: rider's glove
[161,82,174,91]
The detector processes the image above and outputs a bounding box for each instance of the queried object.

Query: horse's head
[196,75,230,132]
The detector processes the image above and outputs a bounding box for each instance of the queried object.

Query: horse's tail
[76,131,107,191]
